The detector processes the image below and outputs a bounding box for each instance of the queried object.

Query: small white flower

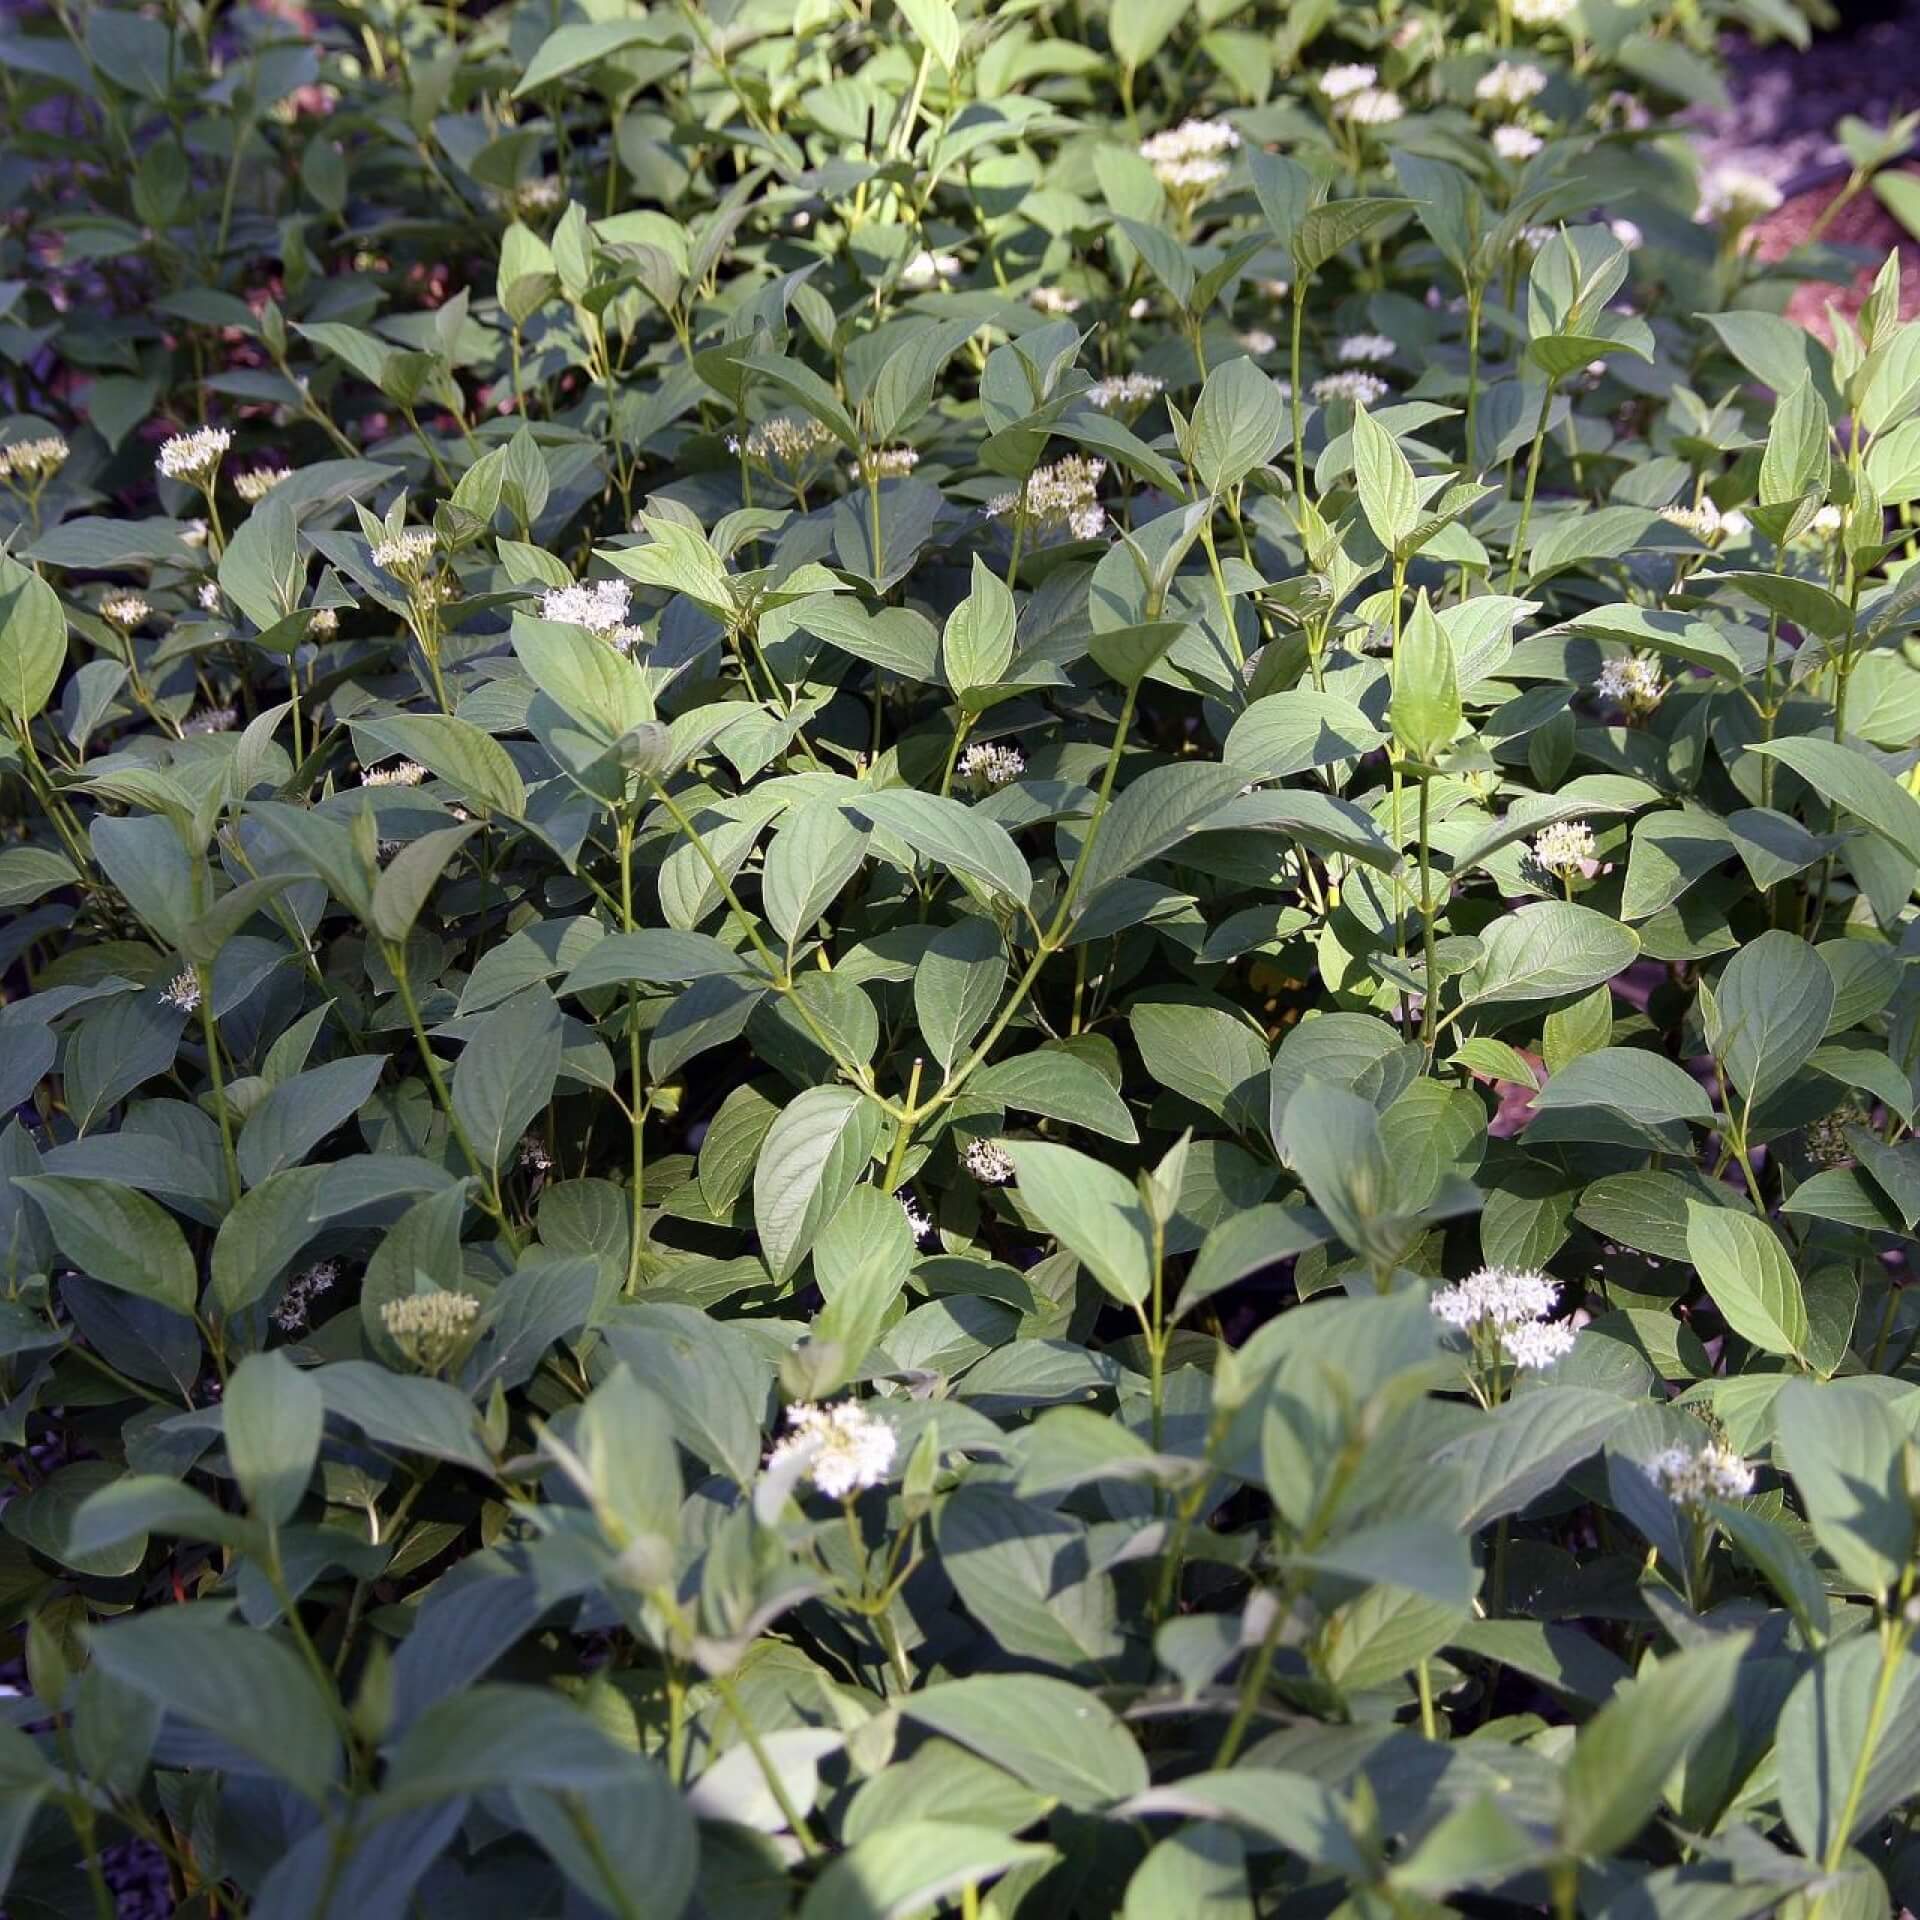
[1699,166,1783,227]
[1337,332,1396,365]
[1339,87,1404,127]
[234,464,290,503]
[1128,296,1152,320]
[101,592,150,629]
[958,741,1025,787]
[1494,125,1544,161]
[1255,276,1291,301]
[1660,499,1733,544]
[1140,117,1241,195]
[275,1260,339,1334]
[1321,63,1377,101]
[862,446,921,480]
[964,1139,1017,1185]
[308,606,340,636]
[161,969,201,1012]
[1513,0,1577,22]
[1519,224,1557,254]
[1027,286,1083,315]
[1239,329,1278,356]
[1810,504,1843,536]
[197,582,221,612]
[1530,818,1595,877]
[1595,652,1664,709]
[1648,1440,1755,1505]
[1085,373,1164,411]
[364,760,428,787]
[181,517,209,549]
[1476,61,1549,108]
[182,706,237,736]
[900,249,962,289]
[371,528,437,574]
[1609,217,1644,251]
[156,425,232,483]
[1499,1318,1579,1370]
[985,456,1106,544]
[0,434,70,483]
[733,413,839,472]
[1430,1266,1561,1330]
[381,1289,481,1365]
[1721,510,1750,542]
[539,577,633,636]
[900,1193,934,1243]
[1312,370,1390,406]
[766,1400,898,1499]
[515,176,564,212]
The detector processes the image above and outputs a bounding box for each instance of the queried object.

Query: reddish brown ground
[1752,168,1920,338]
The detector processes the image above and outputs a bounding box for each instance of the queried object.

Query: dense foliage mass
[3,0,1920,1913]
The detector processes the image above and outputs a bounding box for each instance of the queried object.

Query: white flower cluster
[101,593,149,629]
[1255,276,1291,301]
[1476,61,1548,108]
[1239,329,1278,356]
[234,464,291,503]
[1028,285,1083,316]
[1339,87,1404,127]
[161,969,201,1013]
[1595,652,1664,709]
[1494,126,1544,161]
[515,176,565,213]
[0,435,69,483]
[1337,332,1395,365]
[1430,1265,1578,1370]
[1519,225,1557,254]
[1609,217,1644,252]
[1648,1440,1755,1505]
[900,249,962,289]
[985,455,1106,542]
[766,1400,898,1499]
[958,741,1025,787]
[1660,499,1748,544]
[1086,373,1164,412]
[275,1260,339,1334]
[371,527,437,574]
[863,446,921,479]
[156,426,232,482]
[198,582,221,612]
[964,1140,1016,1185]
[1513,0,1577,20]
[364,760,428,787]
[381,1288,481,1362]
[1808,504,1844,538]
[900,1193,934,1242]
[182,707,237,736]
[730,413,839,469]
[1699,166,1783,226]
[1322,63,1377,101]
[1312,370,1389,406]
[1530,818,1595,877]
[540,577,630,632]
[1140,117,1240,193]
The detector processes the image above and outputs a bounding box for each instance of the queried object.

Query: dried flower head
[157,425,233,483]
[101,593,150,629]
[1494,125,1544,161]
[1339,87,1404,127]
[985,455,1106,542]
[766,1400,898,1499]
[958,741,1025,787]
[1312,370,1390,407]
[730,414,839,471]
[519,1137,554,1175]
[1530,818,1595,877]
[1805,1109,1861,1169]
[275,1260,339,1334]
[1476,61,1548,108]
[1648,1440,1755,1505]
[161,969,201,1012]
[964,1139,1017,1185]
[308,606,340,636]
[1085,373,1164,412]
[182,707,237,736]
[1337,332,1396,365]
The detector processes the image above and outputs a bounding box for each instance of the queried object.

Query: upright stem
[1505,379,1557,595]
[618,812,646,1293]
[195,970,242,1207]
[1289,279,1308,501]
[1463,289,1483,473]
[1417,773,1439,1055]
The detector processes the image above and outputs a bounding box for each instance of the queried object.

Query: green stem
[1289,279,1308,502]
[1505,378,1559,595]
[711,1670,822,1858]
[195,971,242,1207]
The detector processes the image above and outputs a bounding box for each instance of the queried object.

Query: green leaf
[0,551,66,723]
[901,1675,1149,1809]
[1191,356,1286,494]
[452,993,564,1172]
[1685,1203,1807,1359]
[236,1055,386,1187]
[966,1048,1139,1142]
[1461,902,1640,1005]
[1749,735,1920,866]
[894,0,961,69]
[1777,1378,1914,1599]
[355,713,526,819]
[18,1177,198,1314]
[943,555,1016,696]
[754,1086,886,1283]
[1351,399,1419,553]
[1224,688,1387,779]
[844,789,1031,906]
[1292,198,1412,277]
[914,916,1006,1073]
[1759,373,1832,506]
[1778,1636,1920,1862]
[799,1823,1056,1920]
[1559,1635,1750,1859]
[1279,1079,1391,1258]
[1713,930,1835,1107]
[223,1348,323,1528]
[1389,590,1460,761]
[513,20,666,95]
[1004,1139,1152,1304]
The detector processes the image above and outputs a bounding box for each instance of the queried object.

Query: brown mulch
[1750,170,1920,340]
